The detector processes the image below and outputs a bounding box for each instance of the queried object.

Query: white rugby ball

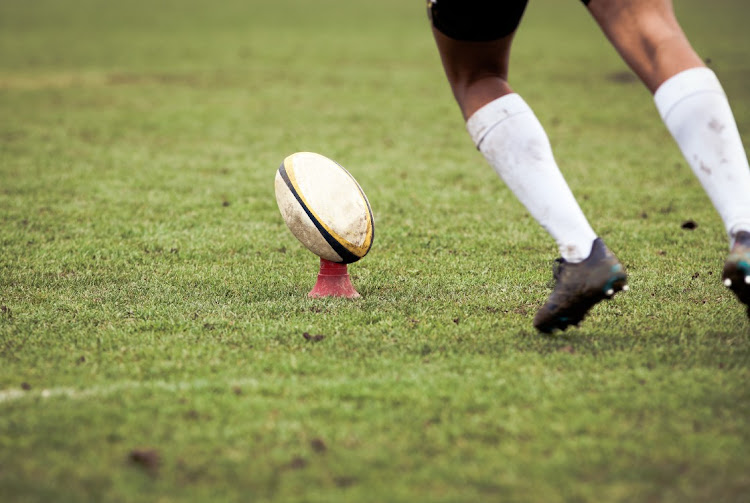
[275,152,374,263]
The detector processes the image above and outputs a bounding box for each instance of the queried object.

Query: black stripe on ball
[278,163,360,264]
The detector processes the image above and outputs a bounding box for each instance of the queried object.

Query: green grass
[1,0,749,501]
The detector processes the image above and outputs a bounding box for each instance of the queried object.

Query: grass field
[1,0,749,501]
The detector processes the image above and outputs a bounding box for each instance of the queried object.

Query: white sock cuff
[466,93,531,148]
[654,67,724,121]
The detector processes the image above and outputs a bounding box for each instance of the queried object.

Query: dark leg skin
[585,0,705,93]
[431,27,516,120]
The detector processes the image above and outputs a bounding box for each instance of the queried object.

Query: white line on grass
[0,377,261,405]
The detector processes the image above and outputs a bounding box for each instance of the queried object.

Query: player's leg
[586,0,750,316]
[429,0,627,333]
[428,0,522,120]
[431,3,600,263]
[584,0,702,93]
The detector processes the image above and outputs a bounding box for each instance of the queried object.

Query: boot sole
[534,274,628,334]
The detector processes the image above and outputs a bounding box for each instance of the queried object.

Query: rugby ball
[275,152,374,263]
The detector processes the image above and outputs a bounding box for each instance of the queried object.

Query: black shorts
[428,0,592,42]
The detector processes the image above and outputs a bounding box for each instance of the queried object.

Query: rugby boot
[533,238,628,333]
[722,230,750,319]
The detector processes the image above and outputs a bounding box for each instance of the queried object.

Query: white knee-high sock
[467,93,597,262]
[654,67,750,246]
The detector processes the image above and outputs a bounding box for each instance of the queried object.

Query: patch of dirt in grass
[606,71,638,84]
[334,476,357,488]
[310,438,327,453]
[128,448,161,476]
[285,456,307,470]
[303,332,325,342]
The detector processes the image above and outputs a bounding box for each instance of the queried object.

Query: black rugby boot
[722,230,750,319]
[533,238,628,333]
